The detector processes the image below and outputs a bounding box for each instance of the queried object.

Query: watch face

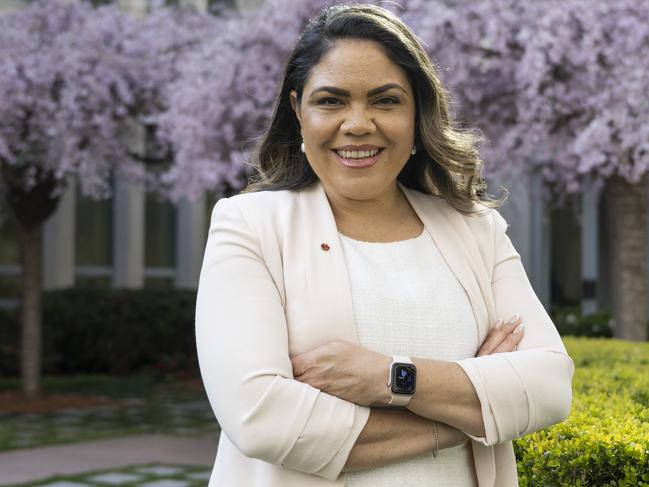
[391,363,416,394]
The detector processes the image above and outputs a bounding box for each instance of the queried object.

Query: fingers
[476,314,520,355]
[291,353,311,377]
[490,322,524,354]
[476,314,523,357]
[291,342,333,377]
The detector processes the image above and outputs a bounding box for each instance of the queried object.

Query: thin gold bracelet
[432,421,439,458]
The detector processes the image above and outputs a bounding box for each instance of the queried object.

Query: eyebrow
[309,83,408,98]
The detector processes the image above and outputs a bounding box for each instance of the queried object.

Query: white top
[339,229,479,487]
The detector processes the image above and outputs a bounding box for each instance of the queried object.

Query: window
[144,193,176,288]
[0,209,21,303]
[75,186,113,288]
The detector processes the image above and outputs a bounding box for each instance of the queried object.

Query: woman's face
[290,39,416,204]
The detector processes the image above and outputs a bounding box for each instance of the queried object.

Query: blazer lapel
[296,182,360,345]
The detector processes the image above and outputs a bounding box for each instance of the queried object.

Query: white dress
[339,229,479,487]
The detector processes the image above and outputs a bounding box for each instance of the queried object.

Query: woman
[195,4,574,486]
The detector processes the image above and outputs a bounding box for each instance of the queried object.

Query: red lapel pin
[320,243,330,251]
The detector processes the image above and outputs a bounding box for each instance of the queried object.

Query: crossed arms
[291,316,526,472]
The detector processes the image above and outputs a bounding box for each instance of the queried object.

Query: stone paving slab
[1,397,218,452]
[85,472,144,485]
[140,480,191,487]
[133,467,184,476]
[0,434,218,485]
[4,463,214,487]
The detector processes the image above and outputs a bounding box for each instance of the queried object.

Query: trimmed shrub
[515,337,649,486]
[0,306,19,375]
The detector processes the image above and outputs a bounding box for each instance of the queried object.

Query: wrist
[436,422,469,449]
[373,355,392,406]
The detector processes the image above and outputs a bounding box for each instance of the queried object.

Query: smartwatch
[387,355,416,406]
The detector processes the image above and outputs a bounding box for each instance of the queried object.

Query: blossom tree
[0,0,219,396]
[507,0,649,340]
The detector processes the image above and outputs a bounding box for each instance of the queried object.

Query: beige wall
[0,0,26,14]
[237,0,263,9]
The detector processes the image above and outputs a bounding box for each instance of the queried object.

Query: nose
[340,106,376,135]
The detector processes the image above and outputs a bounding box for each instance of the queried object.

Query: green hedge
[0,288,197,377]
[515,337,649,486]
[0,306,19,375]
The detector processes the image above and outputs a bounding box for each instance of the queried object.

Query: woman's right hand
[476,314,524,357]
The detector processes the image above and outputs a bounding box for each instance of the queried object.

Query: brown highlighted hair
[245,3,503,214]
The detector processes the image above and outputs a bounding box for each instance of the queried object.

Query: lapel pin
[320,243,330,251]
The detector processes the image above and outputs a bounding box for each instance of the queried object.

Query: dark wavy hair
[244,3,503,214]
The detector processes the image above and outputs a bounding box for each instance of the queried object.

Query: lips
[334,145,384,151]
[332,148,384,169]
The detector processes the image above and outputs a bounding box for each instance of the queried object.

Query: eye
[377,97,400,105]
[317,97,342,106]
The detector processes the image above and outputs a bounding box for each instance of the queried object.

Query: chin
[332,176,394,201]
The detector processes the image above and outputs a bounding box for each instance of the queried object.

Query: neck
[326,182,406,223]
[324,181,422,242]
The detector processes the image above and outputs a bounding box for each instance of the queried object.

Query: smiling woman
[289,38,421,241]
[195,4,574,487]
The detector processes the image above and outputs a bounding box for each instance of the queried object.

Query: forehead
[305,39,412,94]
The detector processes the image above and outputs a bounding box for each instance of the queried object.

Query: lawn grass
[0,373,169,398]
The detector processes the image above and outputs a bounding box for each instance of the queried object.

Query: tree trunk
[20,224,43,397]
[2,163,60,396]
[605,174,648,341]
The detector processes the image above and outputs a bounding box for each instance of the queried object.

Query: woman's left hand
[291,340,390,407]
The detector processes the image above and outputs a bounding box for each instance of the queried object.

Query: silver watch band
[387,355,414,406]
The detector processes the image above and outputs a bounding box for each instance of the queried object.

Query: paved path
[0,433,218,485]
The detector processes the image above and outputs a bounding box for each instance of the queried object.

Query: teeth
[336,149,380,159]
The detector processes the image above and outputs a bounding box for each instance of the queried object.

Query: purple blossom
[507,0,649,192]
[2,0,647,205]
[0,0,218,203]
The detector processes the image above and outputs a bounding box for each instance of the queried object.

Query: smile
[332,148,384,168]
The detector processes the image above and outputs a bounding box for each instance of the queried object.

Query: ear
[289,90,302,126]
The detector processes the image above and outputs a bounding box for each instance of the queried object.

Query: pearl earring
[411,146,417,155]
[300,141,305,153]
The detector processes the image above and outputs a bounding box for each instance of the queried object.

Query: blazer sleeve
[454,209,574,446]
[195,197,370,481]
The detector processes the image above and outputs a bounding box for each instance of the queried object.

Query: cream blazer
[195,180,574,487]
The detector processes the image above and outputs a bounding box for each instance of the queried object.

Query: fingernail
[510,314,520,324]
[496,319,504,328]
[513,323,524,334]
